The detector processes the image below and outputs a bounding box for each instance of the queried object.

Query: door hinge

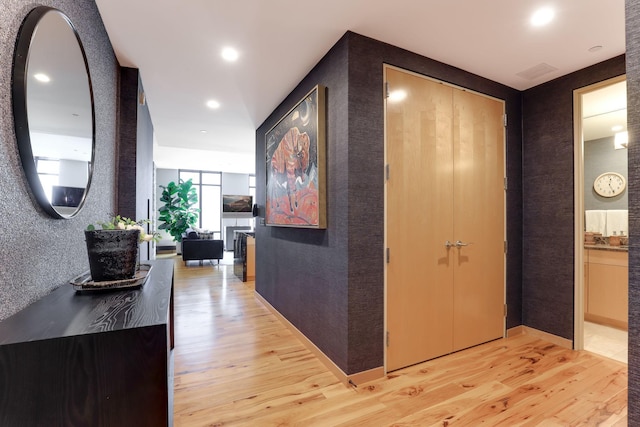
[386,248,390,264]
[385,82,390,99]
[386,331,390,347]
[503,113,507,127]
[386,164,390,181]
[504,304,508,317]
[504,177,508,190]
[504,240,508,254]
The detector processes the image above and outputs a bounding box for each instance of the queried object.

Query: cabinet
[234,231,255,282]
[585,248,628,330]
[0,260,174,426]
[225,226,252,251]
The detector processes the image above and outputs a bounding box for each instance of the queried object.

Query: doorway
[574,76,628,363]
[384,66,506,372]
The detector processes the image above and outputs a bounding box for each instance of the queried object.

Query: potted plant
[85,215,159,281]
[158,179,199,252]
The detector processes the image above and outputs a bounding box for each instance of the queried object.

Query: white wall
[155,169,254,248]
[58,159,89,187]
[222,172,254,230]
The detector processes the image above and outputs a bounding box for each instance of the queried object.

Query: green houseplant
[158,179,199,243]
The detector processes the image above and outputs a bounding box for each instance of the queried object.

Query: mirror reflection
[13,7,94,218]
[582,80,628,211]
[581,78,628,362]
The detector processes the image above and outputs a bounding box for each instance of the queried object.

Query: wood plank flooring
[170,256,628,426]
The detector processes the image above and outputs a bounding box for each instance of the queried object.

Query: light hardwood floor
[170,256,628,426]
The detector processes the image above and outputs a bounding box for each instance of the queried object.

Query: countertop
[584,244,628,252]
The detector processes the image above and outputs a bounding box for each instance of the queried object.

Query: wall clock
[593,172,626,198]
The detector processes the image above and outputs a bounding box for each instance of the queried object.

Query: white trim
[572,75,626,351]
[508,325,573,349]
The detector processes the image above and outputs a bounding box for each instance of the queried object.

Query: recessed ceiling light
[531,7,555,27]
[206,100,220,109]
[200,130,208,134]
[612,125,624,132]
[34,73,50,82]
[221,47,239,62]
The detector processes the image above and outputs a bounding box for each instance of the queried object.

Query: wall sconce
[614,131,628,149]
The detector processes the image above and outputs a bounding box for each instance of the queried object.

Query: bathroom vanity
[584,245,628,330]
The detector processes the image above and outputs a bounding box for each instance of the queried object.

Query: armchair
[181,229,224,265]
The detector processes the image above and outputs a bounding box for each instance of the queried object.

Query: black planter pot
[85,229,139,281]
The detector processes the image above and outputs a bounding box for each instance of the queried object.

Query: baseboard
[584,313,628,331]
[254,292,385,387]
[506,325,525,338]
[507,325,573,349]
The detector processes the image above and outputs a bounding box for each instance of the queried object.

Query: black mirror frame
[12,6,96,219]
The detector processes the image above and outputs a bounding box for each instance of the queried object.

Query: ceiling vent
[516,63,558,80]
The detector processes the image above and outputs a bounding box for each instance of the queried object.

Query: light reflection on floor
[167,250,260,370]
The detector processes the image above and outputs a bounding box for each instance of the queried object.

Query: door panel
[386,68,454,371]
[386,66,505,372]
[452,89,505,351]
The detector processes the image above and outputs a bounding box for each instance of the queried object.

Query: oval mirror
[12,7,95,219]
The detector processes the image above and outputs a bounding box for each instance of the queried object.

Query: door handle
[455,240,472,247]
[445,240,453,248]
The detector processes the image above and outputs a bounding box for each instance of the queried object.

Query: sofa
[181,229,224,265]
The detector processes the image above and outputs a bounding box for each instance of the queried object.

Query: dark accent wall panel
[625,0,640,422]
[522,55,625,339]
[116,68,154,261]
[0,0,119,321]
[256,31,523,374]
[256,36,351,371]
[117,67,139,220]
[136,76,154,261]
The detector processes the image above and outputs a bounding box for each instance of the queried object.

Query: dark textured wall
[117,67,139,220]
[136,76,154,261]
[256,36,351,371]
[0,1,118,320]
[522,56,625,340]
[117,68,154,260]
[625,0,640,423]
[256,31,523,374]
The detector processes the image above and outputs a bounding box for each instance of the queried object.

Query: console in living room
[234,230,255,281]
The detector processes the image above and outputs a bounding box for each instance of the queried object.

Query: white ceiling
[94,0,626,173]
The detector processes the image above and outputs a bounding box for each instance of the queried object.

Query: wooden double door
[385,66,505,372]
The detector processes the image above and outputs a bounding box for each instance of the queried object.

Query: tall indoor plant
[158,179,199,249]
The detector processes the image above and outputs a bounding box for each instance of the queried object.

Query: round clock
[593,172,626,198]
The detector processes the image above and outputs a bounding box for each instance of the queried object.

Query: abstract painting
[265,85,326,228]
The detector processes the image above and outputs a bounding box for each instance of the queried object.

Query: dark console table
[0,259,174,426]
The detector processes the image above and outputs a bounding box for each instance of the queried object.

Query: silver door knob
[455,240,471,247]
[445,240,453,248]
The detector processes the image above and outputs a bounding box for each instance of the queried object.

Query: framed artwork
[265,85,326,228]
